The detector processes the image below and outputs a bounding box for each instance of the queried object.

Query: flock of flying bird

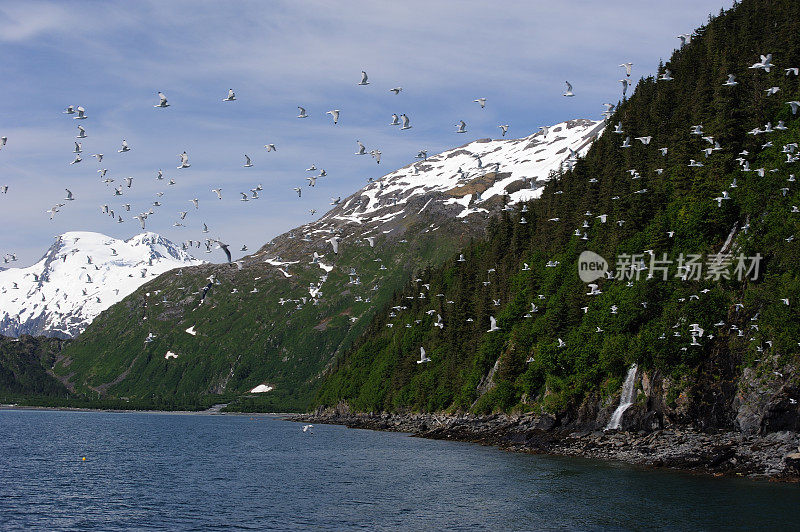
[0,68,528,264]
[1,33,797,379]
[404,45,799,367]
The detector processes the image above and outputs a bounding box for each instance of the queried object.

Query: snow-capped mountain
[254,118,603,259]
[0,232,204,338]
[50,119,605,402]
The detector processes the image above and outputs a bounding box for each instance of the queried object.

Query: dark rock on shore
[293,407,800,481]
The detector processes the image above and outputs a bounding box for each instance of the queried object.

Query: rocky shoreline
[292,409,800,481]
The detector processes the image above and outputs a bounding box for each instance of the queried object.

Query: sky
[0,0,734,266]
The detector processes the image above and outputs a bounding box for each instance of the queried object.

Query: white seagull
[155,92,169,108]
[416,347,431,364]
[326,109,340,124]
[748,54,773,72]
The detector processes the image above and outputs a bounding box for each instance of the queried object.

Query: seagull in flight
[355,140,367,155]
[74,106,87,120]
[223,89,236,101]
[212,240,232,263]
[487,316,500,332]
[118,139,130,153]
[416,347,431,364]
[212,188,222,199]
[749,54,773,72]
[390,113,400,125]
[155,92,169,108]
[178,151,190,168]
[498,124,509,137]
[264,143,276,152]
[46,205,62,220]
[563,81,574,97]
[327,236,340,254]
[619,79,629,97]
[474,97,486,108]
[297,106,308,118]
[619,62,633,77]
[76,125,87,138]
[358,70,369,85]
[243,154,253,167]
[456,120,467,133]
[400,114,412,130]
[326,109,340,124]
[389,87,402,94]
[723,74,738,86]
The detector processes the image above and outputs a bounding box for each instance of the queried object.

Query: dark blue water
[0,410,797,530]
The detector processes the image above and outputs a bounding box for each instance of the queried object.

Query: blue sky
[0,0,733,265]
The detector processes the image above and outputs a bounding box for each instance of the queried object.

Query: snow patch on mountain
[0,231,204,338]
[324,118,603,225]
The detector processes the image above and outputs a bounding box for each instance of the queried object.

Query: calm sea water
[0,410,798,531]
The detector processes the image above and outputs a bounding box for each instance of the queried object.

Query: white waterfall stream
[605,364,638,430]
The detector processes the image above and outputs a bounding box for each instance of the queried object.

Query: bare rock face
[760,385,800,434]
[735,367,788,434]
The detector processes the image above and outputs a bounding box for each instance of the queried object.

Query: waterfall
[605,364,638,431]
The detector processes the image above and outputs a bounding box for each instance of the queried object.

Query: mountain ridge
[51,119,603,411]
[0,231,204,338]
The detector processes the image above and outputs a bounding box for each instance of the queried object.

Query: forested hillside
[0,335,70,400]
[316,0,800,433]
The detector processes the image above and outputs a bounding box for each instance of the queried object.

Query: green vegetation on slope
[0,335,70,400]
[54,220,464,412]
[315,0,800,426]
